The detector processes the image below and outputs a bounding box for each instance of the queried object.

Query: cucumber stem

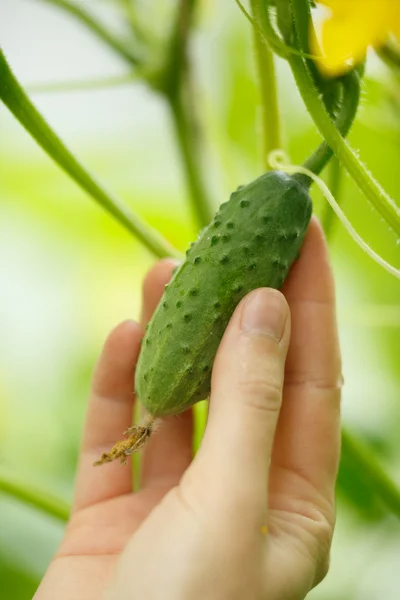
[0,49,179,259]
[0,470,69,522]
[93,415,158,466]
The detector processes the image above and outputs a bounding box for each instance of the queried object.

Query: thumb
[190,288,290,508]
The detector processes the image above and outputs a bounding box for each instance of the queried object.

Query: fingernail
[241,289,287,341]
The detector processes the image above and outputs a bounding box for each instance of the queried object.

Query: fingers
[73,320,143,513]
[189,288,290,512]
[270,217,342,509]
[139,259,194,490]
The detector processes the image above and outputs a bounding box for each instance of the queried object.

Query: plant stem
[0,470,69,522]
[164,0,215,229]
[168,92,215,228]
[341,428,400,520]
[0,49,179,259]
[250,0,282,169]
[39,0,141,66]
[289,0,400,237]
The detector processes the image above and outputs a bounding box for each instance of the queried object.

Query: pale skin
[34,217,342,600]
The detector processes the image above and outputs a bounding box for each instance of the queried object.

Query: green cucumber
[135,170,312,417]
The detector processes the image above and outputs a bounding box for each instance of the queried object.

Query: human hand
[34,218,342,600]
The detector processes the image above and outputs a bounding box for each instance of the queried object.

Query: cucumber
[135,170,312,417]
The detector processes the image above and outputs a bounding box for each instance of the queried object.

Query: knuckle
[237,376,283,414]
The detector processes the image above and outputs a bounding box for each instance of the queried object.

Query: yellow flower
[311,0,400,76]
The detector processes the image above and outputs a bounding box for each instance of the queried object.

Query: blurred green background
[0,1,399,598]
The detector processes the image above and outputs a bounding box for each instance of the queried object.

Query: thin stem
[27,72,140,94]
[164,0,215,229]
[322,155,342,236]
[341,428,400,520]
[250,0,282,168]
[169,92,215,228]
[289,0,400,237]
[0,470,69,522]
[39,0,141,66]
[0,49,179,259]
[163,0,198,96]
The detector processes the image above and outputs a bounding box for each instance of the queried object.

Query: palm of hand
[64,486,168,554]
[35,219,341,600]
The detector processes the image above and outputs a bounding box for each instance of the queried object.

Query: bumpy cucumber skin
[135,171,312,417]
